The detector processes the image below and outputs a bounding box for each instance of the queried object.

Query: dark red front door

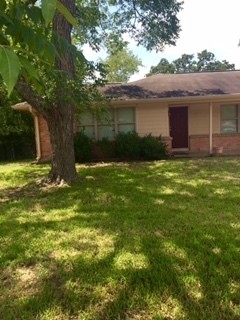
[169,106,188,149]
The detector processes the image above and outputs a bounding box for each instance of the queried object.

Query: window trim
[220,104,240,134]
[79,107,136,140]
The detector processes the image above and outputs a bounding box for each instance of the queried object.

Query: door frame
[169,105,189,150]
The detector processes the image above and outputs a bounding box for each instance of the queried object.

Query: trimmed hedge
[74,131,93,163]
[114,132,141,160]
[74,131,168,163]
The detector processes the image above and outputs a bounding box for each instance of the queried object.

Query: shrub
[96,138,115,158]
[114,132,168,160]
[114,132,141,159]
[140,134,168,160]
[74,131,93,163]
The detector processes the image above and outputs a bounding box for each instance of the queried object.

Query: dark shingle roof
[103,71,240,100]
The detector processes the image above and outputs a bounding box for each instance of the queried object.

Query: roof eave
[109,93,240,105]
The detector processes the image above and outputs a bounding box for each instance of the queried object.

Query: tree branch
[16,78,47,117]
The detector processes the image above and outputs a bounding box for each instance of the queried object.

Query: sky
[83,0,240,81]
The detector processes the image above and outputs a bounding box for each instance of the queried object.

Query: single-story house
[13,70,240,162]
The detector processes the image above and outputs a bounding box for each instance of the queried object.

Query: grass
[0,158,240,320]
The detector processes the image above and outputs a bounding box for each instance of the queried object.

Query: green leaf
[0,10,13,25]
[0,0,6,11]
[56,1,77,27]
[0,47,20,96]
[41,0,57,26]
[19,56,39,81]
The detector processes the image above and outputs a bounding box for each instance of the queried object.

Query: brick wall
[162,136,173,155]
[190,134,240,155]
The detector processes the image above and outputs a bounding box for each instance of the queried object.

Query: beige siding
[188,103,220,135]
[136,102,169,137]
[189,103,209,135]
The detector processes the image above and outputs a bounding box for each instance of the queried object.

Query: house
[12,70,240,162]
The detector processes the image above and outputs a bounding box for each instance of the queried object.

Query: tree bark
[46,0,78,184]
[46,104,77,184]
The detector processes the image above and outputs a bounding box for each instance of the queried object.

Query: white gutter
[209,102,213,154]
[33,113,41,161]
[11,102,41,161]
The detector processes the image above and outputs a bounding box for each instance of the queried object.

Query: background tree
[173,53,196,73]
[144,58,175,75]
[147,50,235,76]
[100,43,143,83]
[0,84,34,161]
[0,0,182,184]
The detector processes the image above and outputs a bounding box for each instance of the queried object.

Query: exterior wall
[188,102,240,154]
[38,115,52,162]
[171,102,220,136]
[169,102,240,155]
[136,102,169,137]
[35,100,240,161]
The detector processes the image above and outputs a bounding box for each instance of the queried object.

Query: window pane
[118,124,135,134]
[221,105,237,119]
[98,109,114,125]
[117,108,134,123]
[80,111,94,125]
[80,126,95,139]
[98,125,115,140]
[221,120,237,133]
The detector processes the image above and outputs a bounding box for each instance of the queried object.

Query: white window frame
[220,104,240,134]
[78,107,136,140]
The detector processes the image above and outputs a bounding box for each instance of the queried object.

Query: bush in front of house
[96,138,115,158]
[114,132,141,160]
[74,131,93,163]
[114,132,168,160]
[140,134,168,160]
[74,131,168,163]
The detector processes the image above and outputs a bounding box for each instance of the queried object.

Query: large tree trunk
[46,104,77,184]
[46,0,78,184]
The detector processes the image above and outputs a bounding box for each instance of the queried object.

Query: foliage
[0,133,34,161]
[101,41,143,82]
[114,132,168,160]
[147,49,235,75]
[140,134,168,160]
[0,83,34,161]
[95,138,115,158]
[0,106,33,137]
[1,158,240,319]
[114,131,142,159]
[0,0,183,95]
[74,131,92,162]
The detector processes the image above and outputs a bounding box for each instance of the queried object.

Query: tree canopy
[147,50,235,76]
[0,0,183,184]
[100,42,143,83]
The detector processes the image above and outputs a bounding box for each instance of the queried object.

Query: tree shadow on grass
[1,159,240,319]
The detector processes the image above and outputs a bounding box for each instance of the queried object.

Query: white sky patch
[83,0,240,81]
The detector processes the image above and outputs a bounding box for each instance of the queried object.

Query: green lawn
[0,158,240,320]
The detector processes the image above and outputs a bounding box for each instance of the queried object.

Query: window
[78,107,135,140]
[221,104,240,134]
[79,111,95,139]
[98,109,115,140]
[117,108,135,134]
